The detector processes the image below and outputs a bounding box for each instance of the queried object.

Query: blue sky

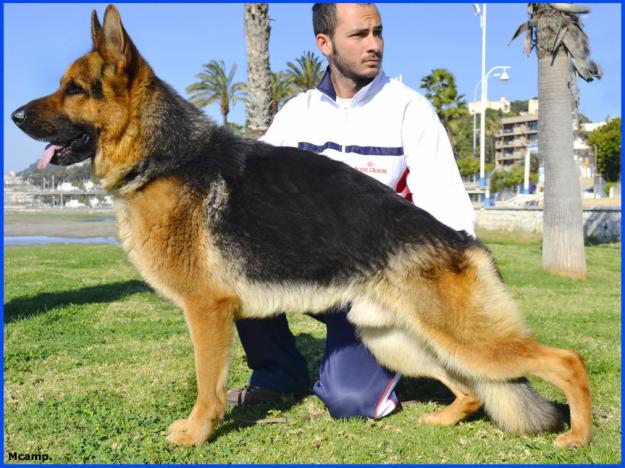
[3,2,621,174]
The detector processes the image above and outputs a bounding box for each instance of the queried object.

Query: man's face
[327,4,384,84]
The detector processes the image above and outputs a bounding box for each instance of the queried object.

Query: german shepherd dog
[12,5,591,449]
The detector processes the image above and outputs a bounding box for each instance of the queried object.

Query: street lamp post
[524,144,538,194]
[524,147,531,194]
[479,65,510,206]
[472,68,510,160]
[472,80,480,158]
[474,3,510,206]
[478,3,487,193]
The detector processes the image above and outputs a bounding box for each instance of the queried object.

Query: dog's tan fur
[15,4,592,449]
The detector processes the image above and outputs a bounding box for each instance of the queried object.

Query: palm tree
[271,71,296,116]
[420,68,470,147]
[511,3,601,279]
[484,108,502,164]
[186,60,245,126]
[244,3,272,138]
[286,51,325,92]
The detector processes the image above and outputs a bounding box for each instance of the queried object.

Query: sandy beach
[4,209,118,238]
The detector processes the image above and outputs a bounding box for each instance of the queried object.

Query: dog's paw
[420,411,450,426]
[165,418,212,447]
[166,430,204,447]
[419,410,461,426]
[166,418,189,435]
[554,431,591,449]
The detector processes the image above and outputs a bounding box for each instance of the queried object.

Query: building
[494,98,609,169]
[580,121,605,133]
[468,96,510,115]
[4,171,37,206]
[574,121,610,189]
[494,102,612,199]
[494,114,538,166]
[4,171,24,187]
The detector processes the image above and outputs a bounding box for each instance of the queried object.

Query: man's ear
[316,33,333,58]
[97,4,134,71]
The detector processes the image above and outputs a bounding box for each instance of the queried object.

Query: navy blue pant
[235,307,400,419]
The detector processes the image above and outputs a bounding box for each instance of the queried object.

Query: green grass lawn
[3,240,621,463]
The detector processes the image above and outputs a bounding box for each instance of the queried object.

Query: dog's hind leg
[464,339,590,448]
[384,245,591,447]
[520,343,591,449]
[353,320,481,427]
[427,331,590,447]
[165,291,237,446]
[418,372,481,426]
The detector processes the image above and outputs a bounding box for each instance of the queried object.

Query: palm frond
[523,28,533,56]
[511,3,601,83]
[551,21,569,55]
[509,21,530,45]
[286,51,324,91]
[186,59,245,120]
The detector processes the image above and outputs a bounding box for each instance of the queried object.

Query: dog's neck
[100,74,216,195]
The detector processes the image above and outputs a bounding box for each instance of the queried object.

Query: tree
[456,156,480,178]
[18,160,95,187]
[420,68,470,146]
[587,118,621,182]
[286,51,324,92]
[244,3,272,139]
[271,71,296,116]
[450,114,474,159]
[509,99,529,115]
[186,60,245,125]
[484,108,502,164]
[451,109,500,163]
[489,164,526,193]
[511,3,601,279]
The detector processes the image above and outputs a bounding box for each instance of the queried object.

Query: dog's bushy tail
[474,378,562,434]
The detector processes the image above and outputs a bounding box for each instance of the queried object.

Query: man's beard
[330,41,382,88]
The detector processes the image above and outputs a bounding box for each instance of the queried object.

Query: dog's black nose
[11,108,27,126]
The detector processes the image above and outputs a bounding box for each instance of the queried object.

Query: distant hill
[18,160,97,188]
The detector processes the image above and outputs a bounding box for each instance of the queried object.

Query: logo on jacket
[355,162,387,175]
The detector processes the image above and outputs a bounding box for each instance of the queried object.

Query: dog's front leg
[166,293,235,446]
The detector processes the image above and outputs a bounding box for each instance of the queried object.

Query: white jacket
[261,69,475,236]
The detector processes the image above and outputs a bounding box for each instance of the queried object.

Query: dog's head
[12,5,148,179]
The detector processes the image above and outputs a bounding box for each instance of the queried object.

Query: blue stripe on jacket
[345,145,404,156]
[298,141,342,153]
[298,141,404,157]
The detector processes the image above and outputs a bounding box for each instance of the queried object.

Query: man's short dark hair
[312,3,337,37]
[312,3,376,37]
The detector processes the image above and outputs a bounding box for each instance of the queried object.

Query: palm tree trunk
[539,48,587,278]
[244,3,272,139]
[221,102,228,126]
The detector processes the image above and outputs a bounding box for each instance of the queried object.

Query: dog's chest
[114,178,211,302]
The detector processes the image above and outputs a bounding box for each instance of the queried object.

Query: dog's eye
[65,82,86,96]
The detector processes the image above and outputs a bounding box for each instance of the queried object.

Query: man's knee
[320,392,372,419]
[314,380,400,420]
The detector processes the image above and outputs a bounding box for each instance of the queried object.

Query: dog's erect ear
[97,4,135,71]
[91,10,103,50]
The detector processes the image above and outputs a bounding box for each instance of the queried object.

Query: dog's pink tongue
[38,144,60,170]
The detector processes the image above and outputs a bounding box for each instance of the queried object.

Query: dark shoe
[227,385,286,407]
